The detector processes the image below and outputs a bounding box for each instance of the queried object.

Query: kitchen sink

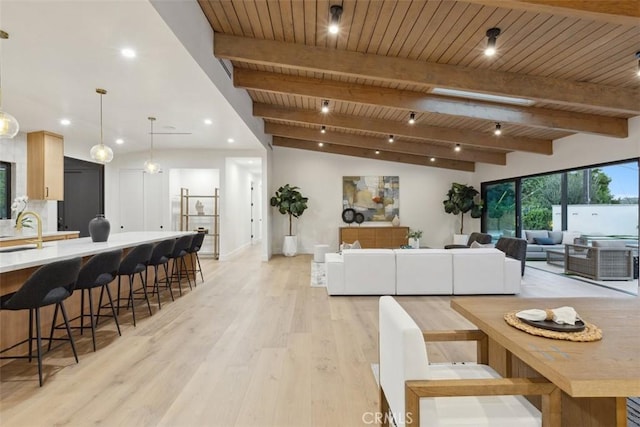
[0,246,38,253]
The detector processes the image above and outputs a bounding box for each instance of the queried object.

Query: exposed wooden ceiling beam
[216,34,640,114]
[236,69,628,138]
[254,103,552,155]
[265,122,504,165]
[273,136,475,172]
[463,0,640,26]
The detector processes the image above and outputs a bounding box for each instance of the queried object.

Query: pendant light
[143,116,160,174]
[89,88,114,163]
[0,30,19,139]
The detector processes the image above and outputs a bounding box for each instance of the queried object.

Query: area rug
[370,363,640,426]
[310,261,327,287]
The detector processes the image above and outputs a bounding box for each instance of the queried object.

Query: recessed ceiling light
[227,138,234,143]
[204,119,213,125]
[318,142,324,147]
[121,48,136,58]
[115,138,124,145]
[431,88,534,106]
[60,119,71,126]
[430,157,436,162]
[375,150,380,155]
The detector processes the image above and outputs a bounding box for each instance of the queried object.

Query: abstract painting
[342,176,399,222]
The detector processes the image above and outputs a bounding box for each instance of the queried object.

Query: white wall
[270,147,474,254]
[474,116,640,185]
[221,159,253,258]
[105,148,268,260]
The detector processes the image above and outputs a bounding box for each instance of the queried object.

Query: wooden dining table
[451,296,640,427]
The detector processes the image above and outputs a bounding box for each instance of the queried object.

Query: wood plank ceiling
[199,0,640,171]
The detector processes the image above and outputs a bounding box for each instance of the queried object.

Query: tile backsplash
[0,132,57,236]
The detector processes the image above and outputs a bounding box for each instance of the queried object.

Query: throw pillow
[351,240,362,249]
[525,230,548,244]
[548,231,563,244]
[533,237,554,245]
[470,241,494,248]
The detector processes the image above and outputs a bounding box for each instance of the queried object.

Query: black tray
[518,317,585,332]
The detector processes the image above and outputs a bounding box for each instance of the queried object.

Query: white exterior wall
[552,204,638,235]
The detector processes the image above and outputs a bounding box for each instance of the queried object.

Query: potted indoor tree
[270,184,309,256]
[443,183,483,244]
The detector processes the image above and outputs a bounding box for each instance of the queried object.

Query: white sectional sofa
[326,248,521,295]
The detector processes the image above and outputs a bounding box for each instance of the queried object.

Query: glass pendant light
[0,30,19,139]
[143,116,160,174]
[90,88,114,163]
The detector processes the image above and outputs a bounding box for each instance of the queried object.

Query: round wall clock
[354,213,365,224]
[341,208,356,223]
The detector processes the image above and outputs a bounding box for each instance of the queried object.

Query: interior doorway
[58,157,104,237]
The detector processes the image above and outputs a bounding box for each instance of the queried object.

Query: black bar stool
[0,257,82,386]
[147,239,175,309]
[166,234,194,296]
[50,249,123,352]
[186,232,206,284]
[115,243,153,327]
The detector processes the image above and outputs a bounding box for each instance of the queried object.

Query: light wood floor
[0,245,635,426]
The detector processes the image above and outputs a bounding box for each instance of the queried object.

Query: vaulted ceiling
[198,0,640,171]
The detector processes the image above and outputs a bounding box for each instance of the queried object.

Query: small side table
[314,244,330,263]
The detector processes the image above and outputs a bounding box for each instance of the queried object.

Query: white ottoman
[314,244,330,263]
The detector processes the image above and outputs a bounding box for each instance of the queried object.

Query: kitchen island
[0,231,195,358]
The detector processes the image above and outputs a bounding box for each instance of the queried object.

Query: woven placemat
[504,311,603,342]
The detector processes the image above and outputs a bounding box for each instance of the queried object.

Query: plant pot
[453,234,468,245]
[283,235,297,257]
[410,238,420,249]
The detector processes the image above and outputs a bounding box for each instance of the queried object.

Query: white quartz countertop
[0,230,80,242]
[0,231,194,274]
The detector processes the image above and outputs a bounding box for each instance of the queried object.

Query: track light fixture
[320,125,326,134]
[321,100,329,113]
[454,144,461,152]
[408,112,416,125]
[494,122,502,136]
[636,51,640,76]
[484,28,501,57]
[329,5,343,35]
[388,135,394,143]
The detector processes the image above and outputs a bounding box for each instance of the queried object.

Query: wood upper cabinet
[27,131,64,200]
[339,226,409,248]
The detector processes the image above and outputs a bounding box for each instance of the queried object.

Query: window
[0,162,11,219]
[481,158,639,240]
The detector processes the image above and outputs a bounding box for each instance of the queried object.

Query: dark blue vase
[89,214,110,242]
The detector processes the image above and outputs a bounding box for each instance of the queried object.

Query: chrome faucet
[16,210,43,249]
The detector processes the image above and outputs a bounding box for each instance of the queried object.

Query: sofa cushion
[524,230,548,244]
[533,237,554,245]
[549,231,563,244]
[592,240,626,248]
[394,249,453,295]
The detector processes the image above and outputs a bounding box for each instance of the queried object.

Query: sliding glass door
[482,180,517,241]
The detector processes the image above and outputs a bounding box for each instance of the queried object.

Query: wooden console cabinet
[27,130,64,200]
[339,226,409,248]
